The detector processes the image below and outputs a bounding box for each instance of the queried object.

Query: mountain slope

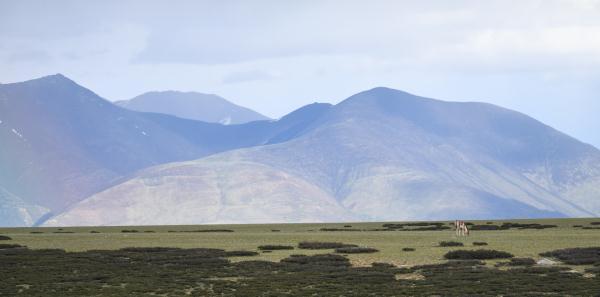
[0,74,212,224]
[116,91,269,124]
[0,186,49,227]
[0,75,333,226]
[46,87,600,226]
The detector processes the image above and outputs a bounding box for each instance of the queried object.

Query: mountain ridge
[0,74,338,226]
[43,86,600,226]
[116,90,270,124]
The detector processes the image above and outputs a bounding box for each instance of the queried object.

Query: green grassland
[1,218,599,267]
[2,218,600,296]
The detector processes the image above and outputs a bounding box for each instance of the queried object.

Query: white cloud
[0,0,599,147]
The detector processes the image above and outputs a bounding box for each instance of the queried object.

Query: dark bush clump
[271,229,281,232]
[319,228,362,231]
[187,229,234,233]
[402,247,415,252]
[0,235,12,240]
[470,224,502,230]
[121,229,139,233]
[371,262,395,268]
[121,247,179,253]
[382,222,447,231]
[573,225,583,228]
[590,222,600,225]
[281,254,351,267]
[344,225,352,228]
[298,241,357,249]
[444,249,514,260]
[225,250,259,257]
[334,247,379,254]
[258,245,294,251]
[89,230,100,233]
[0,243,24,249]
[143,230,155,233]
[473,242,488,246]
[403,226,451,231]
[508,258,536,266]
[500,223,557,230]
[540,247,600,265]
[439,241,463,247]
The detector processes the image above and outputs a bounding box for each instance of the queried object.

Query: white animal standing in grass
[454,220,469,236]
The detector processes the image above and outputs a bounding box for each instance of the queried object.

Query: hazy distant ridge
[44,87,600,226]
[116,91,270,124]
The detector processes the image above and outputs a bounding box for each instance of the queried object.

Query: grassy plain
[2,218,599,267]
[2,218,600,296]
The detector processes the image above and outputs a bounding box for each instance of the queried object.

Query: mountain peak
[118,91,270,124]
[33,73,73,84]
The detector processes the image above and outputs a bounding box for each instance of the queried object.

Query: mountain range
[115,91,269,124]
[1,74,598,226]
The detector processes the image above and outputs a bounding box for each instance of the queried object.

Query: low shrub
[0,235,12,240]
[271,229,281,232]
[372,262,395,268]
[121,247,179,253]
[590,222,600,225]
[473,242,488,246]
[143,230,155,233]
[281,254,351,267]
[439,241,463,247]
[470,225,502,230]
[258,245,294,251]
[508,258,536,266]
[344,225,352,228]
[334,247,379,254]
[540,247,600,265]
[186,229,234,233]
[89,230,100,233]
[121,229,139,233]
[500,223,557,230]
[402,247,415,252]
[319,228,362,232]
[225,250,258,257]
[298,241,357,249]
[0,244,24,249]
[402,226,450,231]
[444,249,514,260]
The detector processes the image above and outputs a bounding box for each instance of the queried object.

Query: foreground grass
[1,218,600,296]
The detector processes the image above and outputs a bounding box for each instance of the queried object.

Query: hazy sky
[1,0,599,147]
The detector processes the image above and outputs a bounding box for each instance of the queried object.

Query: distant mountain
[0,75,331,226]
[116,91,269,124]
[45,87,600,226]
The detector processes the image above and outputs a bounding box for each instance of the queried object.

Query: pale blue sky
[1,0,599,147]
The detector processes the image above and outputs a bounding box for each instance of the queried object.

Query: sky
[1,0,599,148]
